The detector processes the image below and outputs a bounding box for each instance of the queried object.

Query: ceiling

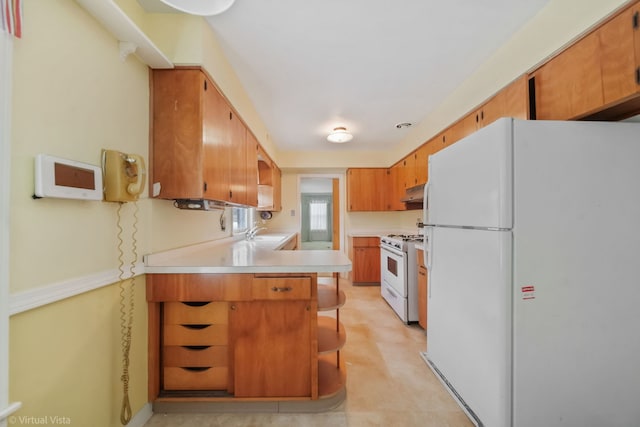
[143,1,552,152]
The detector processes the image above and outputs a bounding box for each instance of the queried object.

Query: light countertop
[144,233,352,274]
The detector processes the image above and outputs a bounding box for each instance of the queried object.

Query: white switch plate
[290,209,295,216]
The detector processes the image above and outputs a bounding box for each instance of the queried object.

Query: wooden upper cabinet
[202,73,232,202]
[599,2,640,105]
[151,68,258,205]
[481,76,529,125]
[256,146,282,212]
[533,1,640,120]
[432,128,452,153]
[272,163,282,212]
[346,168,388,211]
[414,144,429,186]
[534,31,604,120]
[245,132,259,208]
[388,163,406,211]
[449,110,479,144]
[502,75,529,120]
[228,111,248,205]
[152,69,208,199]
[447,75,529,146]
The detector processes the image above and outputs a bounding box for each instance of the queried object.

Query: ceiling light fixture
[158,0,236,16]
[327,127,353,143]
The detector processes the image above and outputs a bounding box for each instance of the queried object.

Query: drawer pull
[181,367,211,372]
[271,286,293,293]
[181,301,211,307]
[181,324,211,330]
[182,345,211,351]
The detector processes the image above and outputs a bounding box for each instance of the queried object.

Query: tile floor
[144,278,473,427]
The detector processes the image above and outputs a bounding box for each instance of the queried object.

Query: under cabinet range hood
[401,184,425,203]
[173,199,226,211]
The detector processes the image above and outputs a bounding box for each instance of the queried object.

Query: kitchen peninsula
[144,233,351,413]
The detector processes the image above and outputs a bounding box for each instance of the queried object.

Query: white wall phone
[102,149,146,203]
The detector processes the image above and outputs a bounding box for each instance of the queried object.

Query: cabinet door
[272,164,282,212]
[230,300,312,397]
[351,238,381,284]
[414,145,429,187]
[599,4,640,105]
[502,75,529,120]
[418,266,428,330]
[481,75,529,127]
[346,168,387,211]
[352,247,381,283]
[402,154,415,190]
[202,76,232,202]
[152,69,205,199]
[450,110,480,144]
[227,111,247,205]
[245,132,258,207]
[388,164,405,211]
[534,31,603,120]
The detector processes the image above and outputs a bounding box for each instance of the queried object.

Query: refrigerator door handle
[426,226,433,298]
[423,180,430,225]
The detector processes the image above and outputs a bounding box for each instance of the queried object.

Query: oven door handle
[380,244,404,258]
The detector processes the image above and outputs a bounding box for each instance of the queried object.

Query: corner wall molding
[9,263,145,316]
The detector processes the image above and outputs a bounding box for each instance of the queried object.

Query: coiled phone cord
[117,202,138,425]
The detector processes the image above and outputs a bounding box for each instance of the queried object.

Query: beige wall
[9,0,223,424]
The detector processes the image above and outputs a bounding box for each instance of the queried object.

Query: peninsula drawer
[164,366,227,390]
[163,324,228,346]
[163,345,228,367]
[163,301,228,325]
[251,277,312,300]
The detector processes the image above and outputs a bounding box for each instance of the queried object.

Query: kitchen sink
[250,234,288,242]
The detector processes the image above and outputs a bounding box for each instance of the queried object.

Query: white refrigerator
[422,118,640,427]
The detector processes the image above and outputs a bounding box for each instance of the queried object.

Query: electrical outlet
[290,209,295,216]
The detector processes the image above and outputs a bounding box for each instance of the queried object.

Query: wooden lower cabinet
[161,301,230,391]
[349,237,381,284]
[147,272,345,402]
[230,300,313,397]
[416,248,427,330]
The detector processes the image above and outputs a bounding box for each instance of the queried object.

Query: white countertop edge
[144,233,352,274]
[145,264,352,274]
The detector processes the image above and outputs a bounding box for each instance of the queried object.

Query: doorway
[299,177,341,250]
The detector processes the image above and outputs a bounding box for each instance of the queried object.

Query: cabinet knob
[271,286,293,293]
[230,304,237,311]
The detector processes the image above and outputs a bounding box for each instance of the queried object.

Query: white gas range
[380,234,424,324]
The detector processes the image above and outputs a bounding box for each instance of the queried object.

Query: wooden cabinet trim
[146,274,253,302]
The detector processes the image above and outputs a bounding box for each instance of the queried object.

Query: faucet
[245,223,267,240]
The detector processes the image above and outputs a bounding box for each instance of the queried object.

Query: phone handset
[102,149,146,203]
[124,154,146,197]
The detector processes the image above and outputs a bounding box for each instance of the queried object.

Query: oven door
[380,244,407,297]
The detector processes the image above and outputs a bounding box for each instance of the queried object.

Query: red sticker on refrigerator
[521,285,535,300]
